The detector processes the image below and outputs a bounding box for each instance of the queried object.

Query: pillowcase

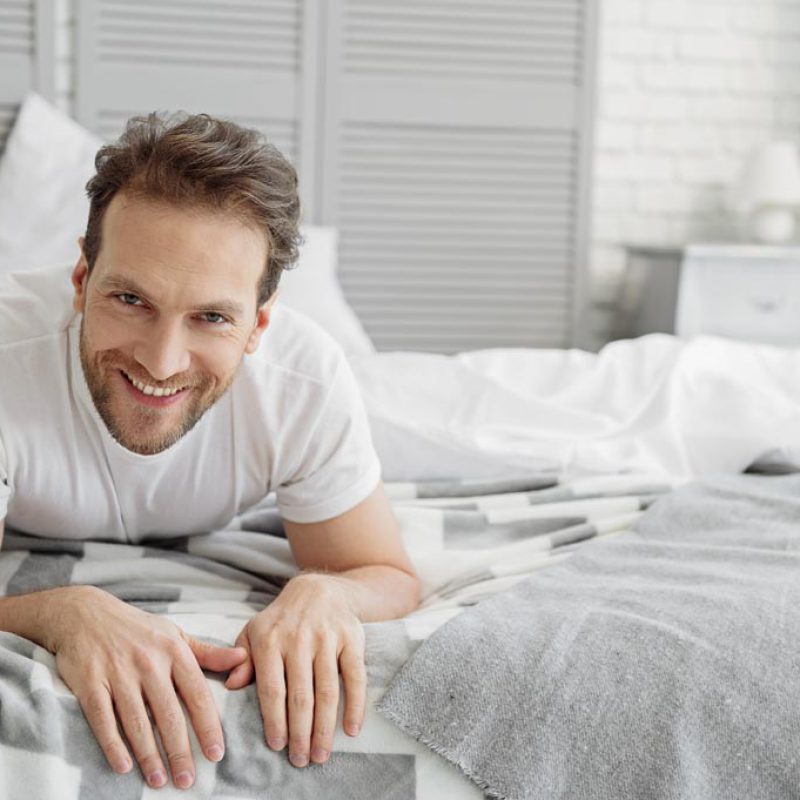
[0,92,374,355]
[277,226,374,355]
[0,92,102,273]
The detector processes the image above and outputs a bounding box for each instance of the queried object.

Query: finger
[226,628,254,689]
[340,642,367,737]
[254,646,287,751]
[171,645,227,766]
[78,685,133,774]
[113,684,169,789]
[225,653,255,690]
[142,669,195,790]
[186,636,249,673]
[285,638,315,768]
[310,641,340,764]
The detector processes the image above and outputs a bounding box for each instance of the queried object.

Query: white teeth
[123,371,183,398]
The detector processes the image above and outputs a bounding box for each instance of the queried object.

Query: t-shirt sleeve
[0,432,10,520]
[275,356,382,524]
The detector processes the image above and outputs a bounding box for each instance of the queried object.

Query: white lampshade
[735,140,800,215]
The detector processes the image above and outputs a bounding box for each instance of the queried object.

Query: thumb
[225,656,255,690]
[186,637,249,673]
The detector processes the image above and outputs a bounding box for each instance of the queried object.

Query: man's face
[72,192,276,456]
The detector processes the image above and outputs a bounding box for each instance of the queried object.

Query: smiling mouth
[120,369,189,398]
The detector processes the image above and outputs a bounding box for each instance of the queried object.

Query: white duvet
[350,333,800,483]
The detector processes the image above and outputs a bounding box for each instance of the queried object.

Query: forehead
[95,192,267,305]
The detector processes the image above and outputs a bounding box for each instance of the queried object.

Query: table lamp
[734,140,800,243]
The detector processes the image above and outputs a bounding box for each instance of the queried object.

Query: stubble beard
[78,319,235,456]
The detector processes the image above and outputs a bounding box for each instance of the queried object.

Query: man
[0,111,420,790]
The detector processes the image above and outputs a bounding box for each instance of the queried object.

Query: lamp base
[751,208,796,243]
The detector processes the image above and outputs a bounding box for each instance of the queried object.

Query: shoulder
[243,302,347,389]
[0,264,77,349]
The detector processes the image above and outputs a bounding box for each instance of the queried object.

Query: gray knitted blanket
[377,472,800,800]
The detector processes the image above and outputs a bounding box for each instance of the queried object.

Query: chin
[111,421,183,456]
[119,438,176,456]
[104,399,187,456]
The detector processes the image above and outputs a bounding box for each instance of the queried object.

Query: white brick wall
[589,0,800,349]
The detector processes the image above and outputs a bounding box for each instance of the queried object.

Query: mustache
[97,351,198,391]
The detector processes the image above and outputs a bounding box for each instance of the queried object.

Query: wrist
[290,571,366,617]
[45,585,100,653]
[13,585,96,654]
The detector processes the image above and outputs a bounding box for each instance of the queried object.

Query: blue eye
[200,312,229,325]
[118,293,142,306]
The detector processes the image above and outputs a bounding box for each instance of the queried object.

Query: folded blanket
[377,473,800,800]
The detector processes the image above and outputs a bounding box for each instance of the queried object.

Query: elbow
[401,567,423,614]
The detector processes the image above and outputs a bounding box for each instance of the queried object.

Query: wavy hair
[83,111,302,306]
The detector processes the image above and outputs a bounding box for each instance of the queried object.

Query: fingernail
[207,744,224,761]
[175,771,194,789]
[268,737,285,751]
[347,722,360,736]
[311,747,329,763]
[148,771,166,788]
[290,752,308,767]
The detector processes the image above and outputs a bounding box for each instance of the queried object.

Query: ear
[71,237,89,314]
[244,288,280,354]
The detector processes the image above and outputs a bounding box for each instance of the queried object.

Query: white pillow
[0,92,102,273]
[277,226,374,355]
[0,92,374,355]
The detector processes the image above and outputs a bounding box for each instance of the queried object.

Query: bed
[3,93,800,799]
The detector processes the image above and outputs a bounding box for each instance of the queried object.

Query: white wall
[589,0,800,348]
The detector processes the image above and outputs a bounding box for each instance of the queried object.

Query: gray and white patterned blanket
[0,471,671,799]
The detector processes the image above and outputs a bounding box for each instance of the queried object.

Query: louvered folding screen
[321,0,596,352]
[75,0,320,215]
[0,0,54,149]
[71,0,597,353]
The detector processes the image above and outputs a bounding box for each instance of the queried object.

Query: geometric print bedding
[0,471,673,799]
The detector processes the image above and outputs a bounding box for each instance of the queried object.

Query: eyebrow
[97,275,246,318]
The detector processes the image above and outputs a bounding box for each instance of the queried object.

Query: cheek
[198,339,245,380]
[85,310,134,353]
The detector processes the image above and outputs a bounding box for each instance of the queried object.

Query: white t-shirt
[0,265,381,542]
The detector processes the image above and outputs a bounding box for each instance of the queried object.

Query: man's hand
[49,585,248,789]
[225,572,366,768]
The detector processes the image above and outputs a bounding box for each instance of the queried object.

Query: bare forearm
[297,565,421,623]
[0,586,81,653]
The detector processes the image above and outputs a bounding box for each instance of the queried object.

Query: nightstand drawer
[676,247,800,345]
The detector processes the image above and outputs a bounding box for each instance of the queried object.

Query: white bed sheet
[350,333,800,483]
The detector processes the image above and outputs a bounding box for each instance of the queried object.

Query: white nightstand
[676,244,800,346]
[619,243,800,346]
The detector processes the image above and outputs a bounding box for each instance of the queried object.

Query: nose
[132,317,191,382]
